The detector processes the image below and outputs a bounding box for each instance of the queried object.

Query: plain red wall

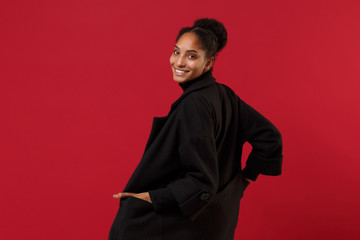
[1,0,359,239]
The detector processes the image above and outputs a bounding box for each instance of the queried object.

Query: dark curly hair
[176,18,228,59]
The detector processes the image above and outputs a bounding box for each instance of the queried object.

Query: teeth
[175,69,187,74]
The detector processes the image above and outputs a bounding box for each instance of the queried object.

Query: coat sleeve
[149,94,218,220]
[239,99,283,181]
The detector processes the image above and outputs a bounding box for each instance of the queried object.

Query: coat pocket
[114,196,163,240]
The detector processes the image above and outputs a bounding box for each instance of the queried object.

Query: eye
[189,54,197,59]
[173,50,179,55]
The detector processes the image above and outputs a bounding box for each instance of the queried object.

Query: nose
[175,55,186,68]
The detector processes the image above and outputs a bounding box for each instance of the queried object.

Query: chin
[173,76,186,83]
[172,73,188,83]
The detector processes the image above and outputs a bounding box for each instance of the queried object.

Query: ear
[204,57,214,72]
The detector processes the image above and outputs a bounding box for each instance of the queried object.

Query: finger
[112,193,120,198]
[112,193,126,198]
[112,192,133,199]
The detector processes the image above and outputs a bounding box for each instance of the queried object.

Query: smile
[174,68,189,75]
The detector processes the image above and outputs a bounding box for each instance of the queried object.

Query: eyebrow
[175,45,198,54]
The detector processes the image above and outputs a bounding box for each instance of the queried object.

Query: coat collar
[169,71,216,115]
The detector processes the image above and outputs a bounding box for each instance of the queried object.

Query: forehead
[176,32,203,51]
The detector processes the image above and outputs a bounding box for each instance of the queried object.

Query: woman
[109,18,283,240]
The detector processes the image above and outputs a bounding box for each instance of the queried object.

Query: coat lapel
[143,116,169,152]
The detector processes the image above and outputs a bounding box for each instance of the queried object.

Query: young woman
[109,18,283,240]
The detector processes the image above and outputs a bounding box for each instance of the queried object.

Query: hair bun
[193,18,227,53]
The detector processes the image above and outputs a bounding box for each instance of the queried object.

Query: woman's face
[170,32,213,84]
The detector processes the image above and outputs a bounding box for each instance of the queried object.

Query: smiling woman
[170,32,214,83]
[108,18,283,240]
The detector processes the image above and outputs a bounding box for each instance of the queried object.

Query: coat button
[201,193,210,201]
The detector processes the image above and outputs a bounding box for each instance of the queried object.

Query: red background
[1,0,359,239]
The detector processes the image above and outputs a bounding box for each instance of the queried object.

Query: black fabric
[109,71,283,240]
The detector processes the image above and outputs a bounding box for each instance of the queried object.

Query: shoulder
[216,82,239,98]
[173,92,215,138]
[179,92,213,117]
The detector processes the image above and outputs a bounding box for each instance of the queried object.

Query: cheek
[188,61,203,72]
[186,60,195,68]
[169,55,175,65]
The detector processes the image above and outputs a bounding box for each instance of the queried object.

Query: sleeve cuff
[242,166,260,181]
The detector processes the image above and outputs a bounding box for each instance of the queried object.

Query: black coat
[109,71,283,240]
